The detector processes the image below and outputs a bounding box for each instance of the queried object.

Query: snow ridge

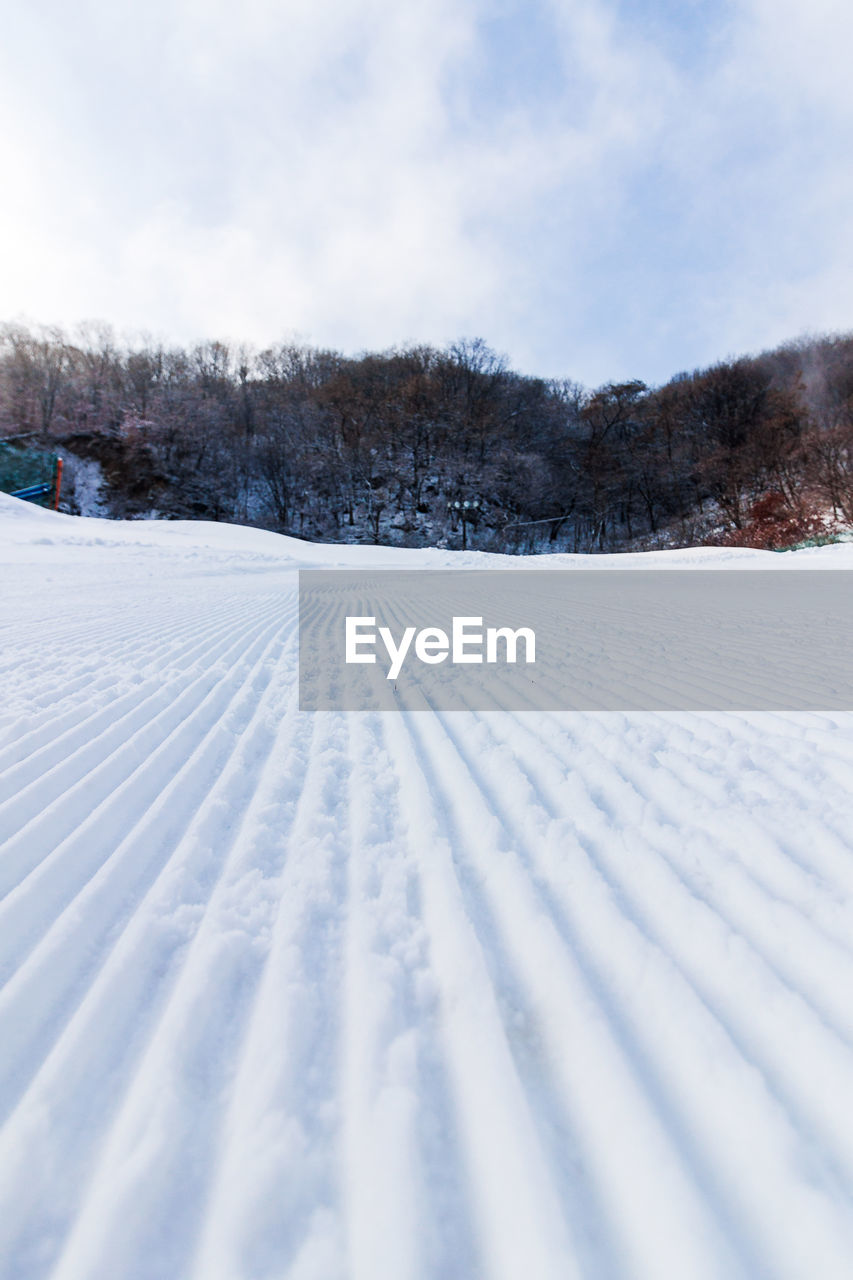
[2,498,853,1280]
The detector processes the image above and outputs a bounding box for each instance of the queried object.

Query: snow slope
[2,493,853,1280]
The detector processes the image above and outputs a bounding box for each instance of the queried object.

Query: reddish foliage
[748,491,788,524]
[709,494,828,549]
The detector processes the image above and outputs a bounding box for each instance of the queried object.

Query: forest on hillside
[2,322,853,552]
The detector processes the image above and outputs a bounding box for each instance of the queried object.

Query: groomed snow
[2,493,853,1280]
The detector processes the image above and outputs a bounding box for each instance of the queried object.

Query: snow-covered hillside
[2,494,853,1280]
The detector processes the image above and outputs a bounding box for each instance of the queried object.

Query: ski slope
[2,494,853,1280]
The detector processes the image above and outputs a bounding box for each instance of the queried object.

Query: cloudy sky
[1,0,850,385]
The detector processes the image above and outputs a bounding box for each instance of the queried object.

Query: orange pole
[53,456,63,510]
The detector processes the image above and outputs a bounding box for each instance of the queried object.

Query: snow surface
[2,492,853,1280]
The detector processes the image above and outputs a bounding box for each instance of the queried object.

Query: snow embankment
[2,494,853,1280]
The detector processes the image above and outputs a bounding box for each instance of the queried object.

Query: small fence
[0,441,63,509]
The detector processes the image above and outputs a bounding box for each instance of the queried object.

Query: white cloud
[0,0,850,383]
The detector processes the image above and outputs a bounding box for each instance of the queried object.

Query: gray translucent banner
[298,569,853,712]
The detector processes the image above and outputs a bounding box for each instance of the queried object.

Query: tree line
[2,320,852,551]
